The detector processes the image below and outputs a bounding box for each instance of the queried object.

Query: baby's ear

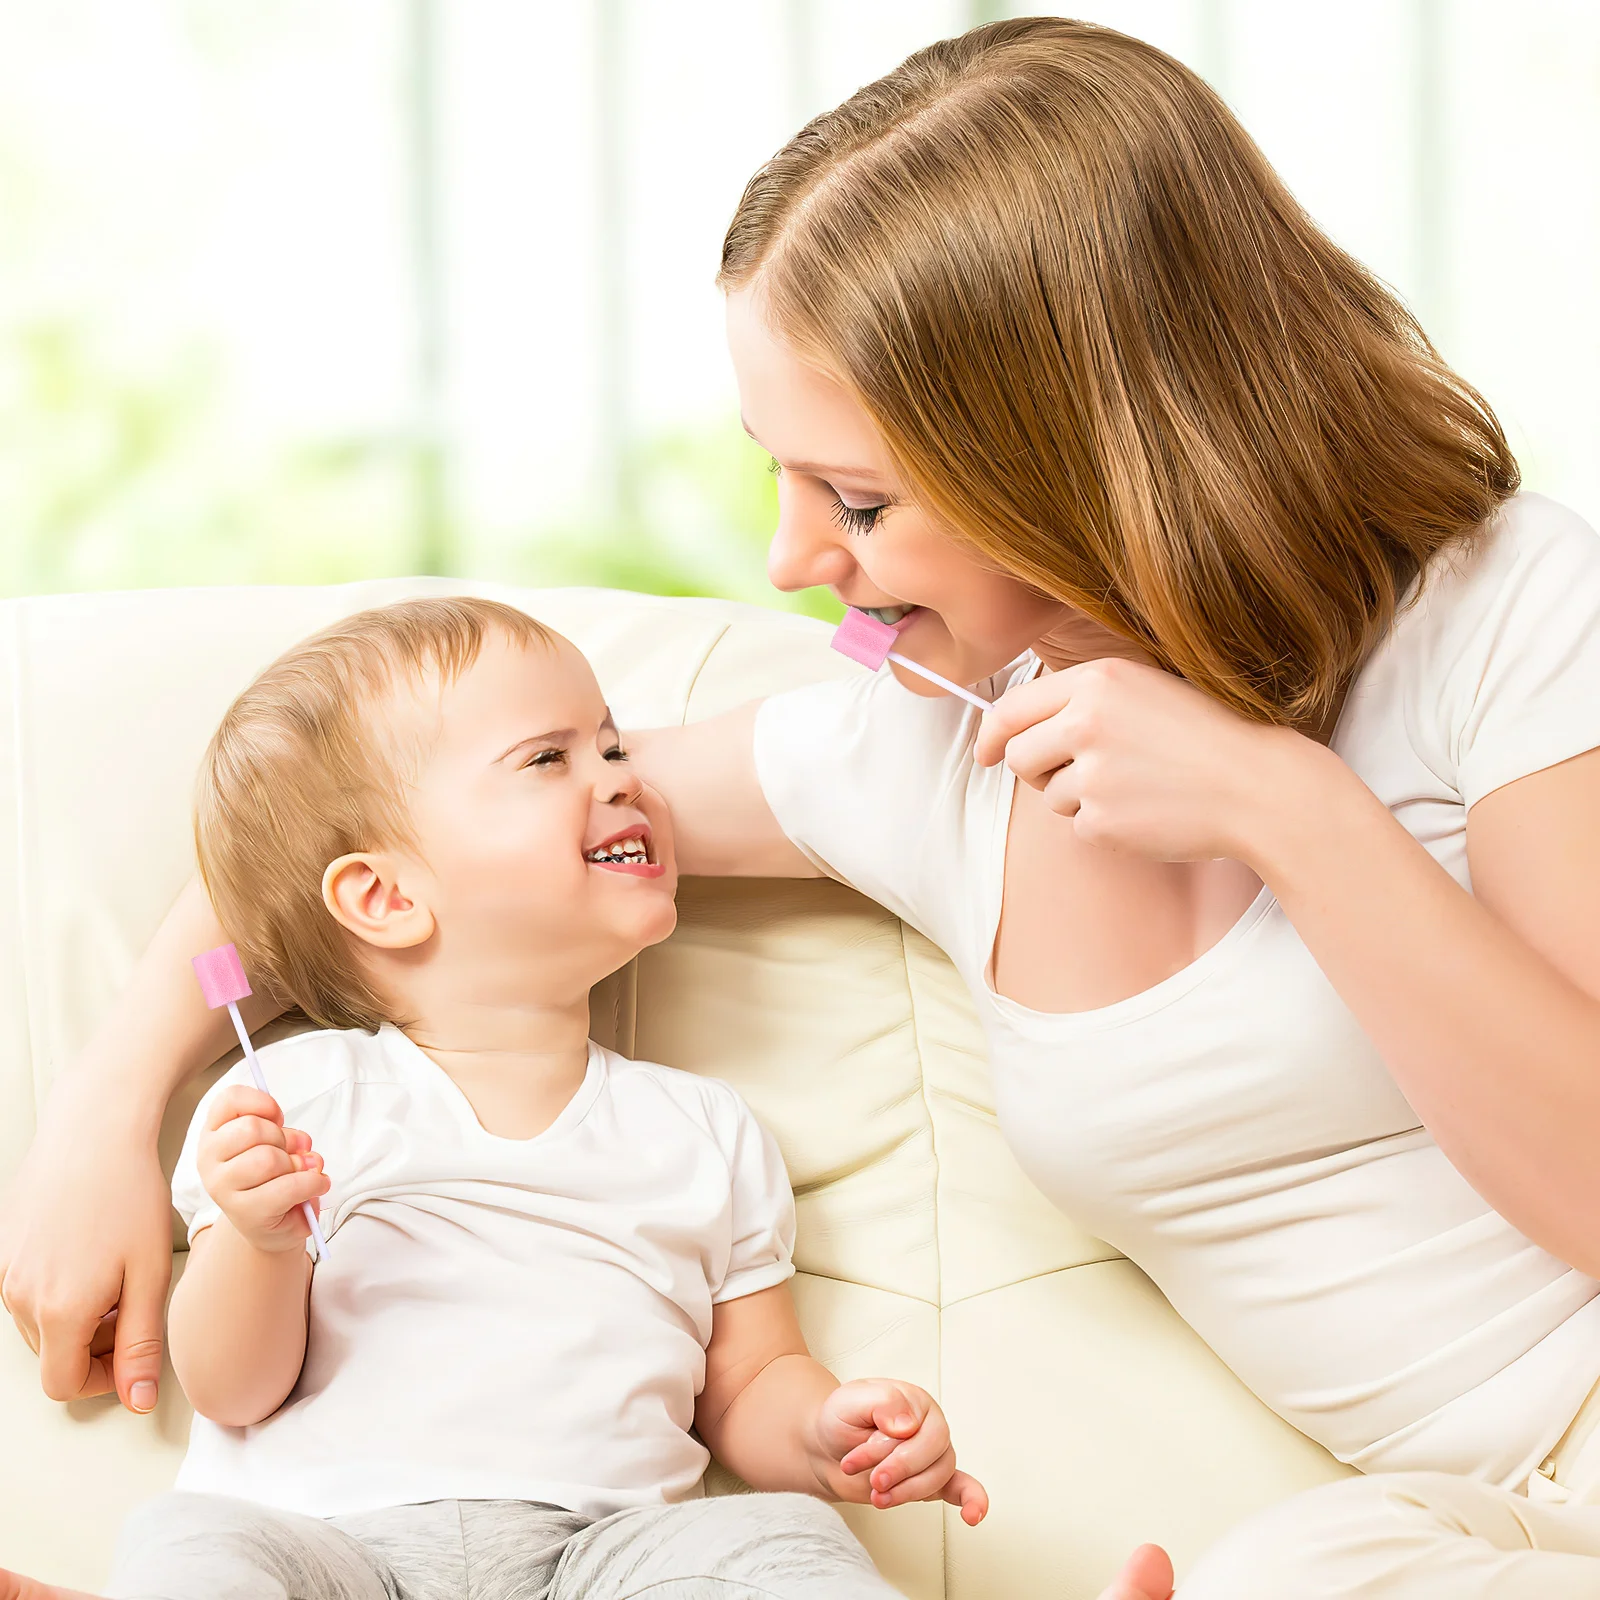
[322,853,435,949]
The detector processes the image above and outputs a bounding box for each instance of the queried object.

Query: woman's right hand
[0,875,281,1413]
[0,1067,175,1412]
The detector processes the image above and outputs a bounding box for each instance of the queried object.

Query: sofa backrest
[0,582,1348,1599]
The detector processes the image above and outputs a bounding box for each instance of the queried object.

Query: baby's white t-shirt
[754,491,1600,1489]
[171,1026,795,1519]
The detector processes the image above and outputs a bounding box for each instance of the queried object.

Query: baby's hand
[196,1085,328,1255]
[816,1378,988,1525]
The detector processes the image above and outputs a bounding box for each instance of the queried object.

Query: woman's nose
[766,490,856,595]
[599,763,645,807]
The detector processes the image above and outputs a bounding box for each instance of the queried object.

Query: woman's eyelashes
[768,456,890,535]
[829,497,888,536]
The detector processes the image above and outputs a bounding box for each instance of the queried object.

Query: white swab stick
[885,650,992,711]
[829,608,992,712]
[192,943,329,1261]
[225,1000,331,1261]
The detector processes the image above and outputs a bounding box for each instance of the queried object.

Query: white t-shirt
[754,492,1600,1489]
[171,1026,796,1519]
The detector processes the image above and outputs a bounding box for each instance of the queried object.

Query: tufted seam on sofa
[6,601,40,1132]
[936,1247,1127,1314]
[675,621,733,726]
[896,914,949,1593]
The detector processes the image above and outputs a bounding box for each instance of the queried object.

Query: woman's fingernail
[131,1381,158,1412]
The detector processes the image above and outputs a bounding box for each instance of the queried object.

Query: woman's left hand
[973,656,1322,863]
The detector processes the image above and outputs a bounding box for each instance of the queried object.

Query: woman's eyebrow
[741,417,886,485]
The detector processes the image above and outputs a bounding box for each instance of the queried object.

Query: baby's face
[399,630,678,989]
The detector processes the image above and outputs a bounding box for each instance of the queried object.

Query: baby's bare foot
[0,1569,102,1600]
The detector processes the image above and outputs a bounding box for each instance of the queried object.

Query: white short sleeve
[1429,495,1600,808]
[752,666,993,942]
[708,1088,798,1305]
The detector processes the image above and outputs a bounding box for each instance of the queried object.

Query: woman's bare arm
[1262,743,1600,1277]
[0,875,287,1410]
[628,702,819,878]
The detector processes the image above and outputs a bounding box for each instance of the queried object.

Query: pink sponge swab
[192,944,330,1261]
[831,609,990,711]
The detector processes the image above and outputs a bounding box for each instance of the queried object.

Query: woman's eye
[604,745,629,763]
[526,749,567,769]
[830,496,888,536]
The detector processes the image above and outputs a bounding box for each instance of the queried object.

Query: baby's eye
[604,745,629,763]
[525,748,567,769]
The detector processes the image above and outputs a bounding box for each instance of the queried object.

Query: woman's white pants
[1181,1381,1600,1597]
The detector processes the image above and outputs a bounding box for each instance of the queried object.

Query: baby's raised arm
[0,877,287,1411]
[168,1082,324,1426]
[627,703,819,879]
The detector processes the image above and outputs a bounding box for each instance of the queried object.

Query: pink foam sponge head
[192,943,253,1010]
[831,607,904,672]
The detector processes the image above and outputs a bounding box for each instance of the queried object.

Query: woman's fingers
[974,671,1079,767]
[113,1248,172,1413]
[37,1297,112,1402]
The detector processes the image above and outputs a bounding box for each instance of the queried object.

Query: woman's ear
[322,853,436,950]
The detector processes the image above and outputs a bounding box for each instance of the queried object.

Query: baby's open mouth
[585,835,650,866]
[583,830,663,877]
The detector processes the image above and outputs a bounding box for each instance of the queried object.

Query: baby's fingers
[251,1167,329,1224]
[206,1085,283,1131]
[942,1469,989,1526]
[840,1430,899,1478]
[869,1446,957,1510]
[206,1113,290,1165]
[868,1411,950,1493]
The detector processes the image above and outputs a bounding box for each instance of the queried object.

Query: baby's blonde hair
[195,597,557,1032]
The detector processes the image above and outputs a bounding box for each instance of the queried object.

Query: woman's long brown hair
[720,17,1518,726]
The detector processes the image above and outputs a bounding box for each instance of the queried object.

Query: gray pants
[106,1490,897,1600]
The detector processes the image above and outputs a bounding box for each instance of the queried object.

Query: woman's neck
[1032,608,1157,674]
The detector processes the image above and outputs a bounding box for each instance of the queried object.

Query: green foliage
[0,317,836,619]
[509,422,842,622]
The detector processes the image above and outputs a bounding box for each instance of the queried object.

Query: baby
[2,597,983,1600]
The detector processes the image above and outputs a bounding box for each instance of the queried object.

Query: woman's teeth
[861,605,914,625]
[585,837,649,865]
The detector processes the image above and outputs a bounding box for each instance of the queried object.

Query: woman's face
[726,286,1073,691]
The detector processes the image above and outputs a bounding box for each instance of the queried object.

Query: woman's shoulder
[1422,492,1600,625]
[1378,493,1600,805]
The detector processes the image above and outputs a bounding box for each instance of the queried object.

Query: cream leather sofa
[0,580,1351,1598]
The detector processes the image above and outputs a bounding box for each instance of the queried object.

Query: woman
[5,18,1600,1597]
